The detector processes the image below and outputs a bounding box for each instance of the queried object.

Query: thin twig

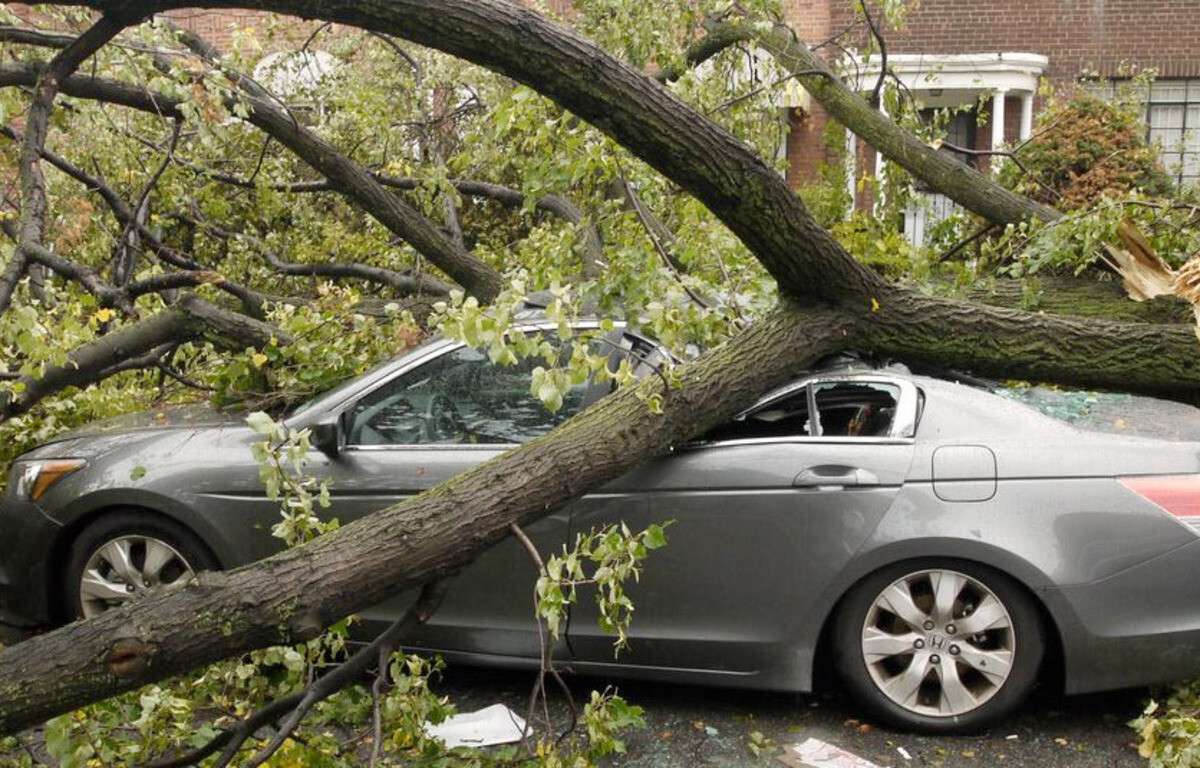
[115,119,182,284]
[509,524,579,749]
[935,223,997,262]
[858,0,887,109]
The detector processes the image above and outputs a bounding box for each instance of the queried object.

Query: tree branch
[0,14,133,314]
[165,22,505,302]
[723,19,1060,226]
[189,214,453,296]
[115,119,183,285]
[0,62,603,283]
[857,1,887,109]
[613,177,710,309]
[233,580,448,768]
[0,123,267,315]
[0,294,285,421]
[82,0,882,303]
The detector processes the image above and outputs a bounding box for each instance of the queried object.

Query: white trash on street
[778,737,884,768]
[423,704,528,749]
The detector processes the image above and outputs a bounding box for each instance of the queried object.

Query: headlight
[12,459,86,501]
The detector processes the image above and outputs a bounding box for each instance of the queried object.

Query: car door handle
[793,465,878,489]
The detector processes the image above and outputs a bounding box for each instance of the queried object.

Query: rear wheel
[64,511,217,620]
[832,559,1043,733]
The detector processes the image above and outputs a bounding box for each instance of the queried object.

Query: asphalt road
[439,666,1147,768]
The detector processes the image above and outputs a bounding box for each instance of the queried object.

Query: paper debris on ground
[777,737,884,768]
[423,704,527,748]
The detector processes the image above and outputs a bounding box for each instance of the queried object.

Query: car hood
[24,404,250,459]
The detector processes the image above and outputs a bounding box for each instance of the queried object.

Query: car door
[315,336,606,659]
[566,374,918,679]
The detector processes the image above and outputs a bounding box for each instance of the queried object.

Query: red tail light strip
[1121,475,1200,525]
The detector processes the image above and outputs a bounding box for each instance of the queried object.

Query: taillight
[1121,474,1200,531]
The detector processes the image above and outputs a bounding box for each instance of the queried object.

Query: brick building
[782,0,1200,238]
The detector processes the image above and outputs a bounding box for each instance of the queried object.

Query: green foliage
[830,211,929,282]
[536,521,671,651]
[247,411,337,546]
[1132,682,1200,767]
[431,275,690,416]
[796,120,853,228]
[580,689,644,759]
[210,288,424,411]
[986,194,1200,278]
[977,78,1200,278]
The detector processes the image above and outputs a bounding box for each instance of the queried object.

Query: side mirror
[311,413,347,457]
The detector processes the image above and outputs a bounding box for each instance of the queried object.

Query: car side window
[813,381,900,437]
[346,343,593,446]
[705,387,813,442]
[701,379,902,442]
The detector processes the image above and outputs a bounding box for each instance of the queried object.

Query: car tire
[832,558,1043,734]
[64,510,218,621]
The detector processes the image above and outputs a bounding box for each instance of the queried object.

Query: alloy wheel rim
[861,568,1015,718]
[79,535,195,618]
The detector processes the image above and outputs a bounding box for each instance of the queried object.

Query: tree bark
[958,276,1195,326]
[864,289,1200,400]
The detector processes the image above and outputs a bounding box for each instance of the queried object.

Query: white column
[873,99,888,211]
[990,88,1008,172]
[845,129,857,217]
[1019,91,1034,141]
[874,98,887,181]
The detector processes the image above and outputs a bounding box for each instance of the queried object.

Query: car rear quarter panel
[824,377,1200,694]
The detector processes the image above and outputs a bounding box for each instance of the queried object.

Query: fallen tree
[0,0,1196,741]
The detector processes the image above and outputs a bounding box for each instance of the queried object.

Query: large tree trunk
[864,291,1200,400]
[959,276,1196,326]
[0,0,1196,735]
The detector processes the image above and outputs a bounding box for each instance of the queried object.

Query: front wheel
[832,559,1043,733]
[64,511,217,620]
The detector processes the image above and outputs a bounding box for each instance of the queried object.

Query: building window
[1092,79,1200,188]
[1145,81,1200,187]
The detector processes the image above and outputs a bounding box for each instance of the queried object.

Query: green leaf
[643,524,668,550]
[245,411,276,435]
